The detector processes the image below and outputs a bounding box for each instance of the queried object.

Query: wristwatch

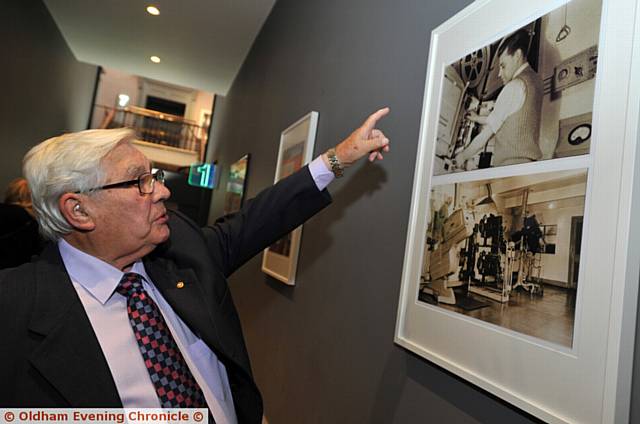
[326,148,344,178]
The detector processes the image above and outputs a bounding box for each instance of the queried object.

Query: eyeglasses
[83,170,165,195]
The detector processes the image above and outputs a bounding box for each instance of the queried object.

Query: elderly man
[0,108,390,423]
[456,29,543,167]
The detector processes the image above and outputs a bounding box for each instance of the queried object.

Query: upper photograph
[434,0,601,175]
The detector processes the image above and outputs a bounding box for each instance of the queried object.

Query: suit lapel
[27,245,121,407]
[143,256,228,359]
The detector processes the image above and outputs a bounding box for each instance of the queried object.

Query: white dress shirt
[59,239,237,423]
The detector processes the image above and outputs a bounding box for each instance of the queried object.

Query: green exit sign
[188,163,216,189]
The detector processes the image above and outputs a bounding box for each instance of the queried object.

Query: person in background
[0,177,43,268]
[5,177,35,216]
[0,108,390,423]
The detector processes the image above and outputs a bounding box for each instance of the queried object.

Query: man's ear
[59,193,96,231]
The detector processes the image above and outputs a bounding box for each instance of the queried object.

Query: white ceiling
[44,0,277,95]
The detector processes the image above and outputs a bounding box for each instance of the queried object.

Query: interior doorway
[145,95,186,116]
[567,216,583,289]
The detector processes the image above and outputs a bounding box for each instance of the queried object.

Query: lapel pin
[176,281,185,289]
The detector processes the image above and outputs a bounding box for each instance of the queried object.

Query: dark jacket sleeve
[0,264,39,404]
[203,165,331,277]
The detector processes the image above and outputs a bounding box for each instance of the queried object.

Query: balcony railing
[93,105,209,162]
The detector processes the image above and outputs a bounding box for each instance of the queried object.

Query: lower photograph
[419,168,588,347]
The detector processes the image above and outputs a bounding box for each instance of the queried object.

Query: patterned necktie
[117,272,208,409]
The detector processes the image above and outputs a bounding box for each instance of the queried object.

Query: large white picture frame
[262,112,319,285]
[394,0,640,423]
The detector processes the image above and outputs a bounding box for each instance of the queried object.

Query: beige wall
[89,67,140,128]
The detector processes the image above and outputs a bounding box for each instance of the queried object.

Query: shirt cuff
[308,155,335,191]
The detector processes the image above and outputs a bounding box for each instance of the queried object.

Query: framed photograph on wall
[394,0,640,423]
[223,154,250,215]
[262,111,319,285]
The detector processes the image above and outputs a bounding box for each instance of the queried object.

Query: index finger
[361,107,390,134]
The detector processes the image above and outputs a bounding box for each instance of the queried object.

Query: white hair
[23,128,136,240]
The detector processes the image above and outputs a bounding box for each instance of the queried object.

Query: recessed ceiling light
[146,6,160,15]
[150,56,161,63]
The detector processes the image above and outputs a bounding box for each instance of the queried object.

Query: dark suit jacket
[0,166,331,423]
[0,203,43,269]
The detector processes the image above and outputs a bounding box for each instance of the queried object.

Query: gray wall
[208,0,640,423]
[0,0,97,193]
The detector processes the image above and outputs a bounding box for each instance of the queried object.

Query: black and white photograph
[434,0,601,175]
[419,169,587,347]
[396,0,640,420]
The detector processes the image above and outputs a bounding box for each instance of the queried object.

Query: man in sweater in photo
[455,29,543,167]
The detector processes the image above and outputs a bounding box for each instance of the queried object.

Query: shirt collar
[513,62,529,79]
[58,239,150,305]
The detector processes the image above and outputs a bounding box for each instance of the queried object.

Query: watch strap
[326,148,344,178]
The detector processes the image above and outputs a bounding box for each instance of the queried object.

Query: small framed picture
[223,154,250,215]
[544,224,558,236]
[262,112,319,285]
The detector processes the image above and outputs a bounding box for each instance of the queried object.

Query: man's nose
[154,180,171,201]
